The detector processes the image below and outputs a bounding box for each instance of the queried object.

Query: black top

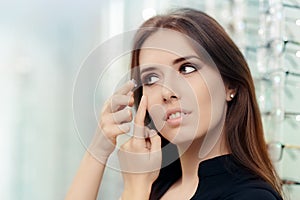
[151,154,283,200]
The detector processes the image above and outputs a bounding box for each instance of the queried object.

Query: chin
[160,125,207,147]
[169,138,193,147]
[161,129,198,145]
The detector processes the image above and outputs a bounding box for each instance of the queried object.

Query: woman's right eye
[142,74,160,85]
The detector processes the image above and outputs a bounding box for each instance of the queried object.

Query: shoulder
[223,187,282,200]
[220,163,282,200]
[221,172,282,200]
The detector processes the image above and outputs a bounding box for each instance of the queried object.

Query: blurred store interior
[0,0,300,199]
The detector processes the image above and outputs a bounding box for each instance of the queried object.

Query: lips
[164,108,191,121]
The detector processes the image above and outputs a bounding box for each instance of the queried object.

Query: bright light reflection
[142,8,156,20]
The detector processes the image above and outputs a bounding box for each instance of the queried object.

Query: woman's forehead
[140,29,197,57]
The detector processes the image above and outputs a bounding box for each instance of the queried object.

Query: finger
[112,108,133,124]
[148,129,158,138]
[144,128,152,150]
[134,95,147,126]
[109,93,134,112]
[144,129,159,150]
[101,123,131,136]
[114,79,136,95]
[118,123,132,133]
[133,95,147,138]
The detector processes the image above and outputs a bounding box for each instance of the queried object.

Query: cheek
[188,75,210,107]
[192,80,212,133]
[144,87,166,131]
[204,75,226,130]
[192,68,227,130]
[195,69,227,158]
[148,104,165,132]
[189,72,226,137]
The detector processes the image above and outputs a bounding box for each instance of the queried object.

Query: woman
[66,8,283,200]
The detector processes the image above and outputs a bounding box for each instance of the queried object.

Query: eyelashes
[179,63,198,74]
[142,73,160,85]
[141,62,200,86]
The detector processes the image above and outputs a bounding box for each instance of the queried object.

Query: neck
[176,132,230,184]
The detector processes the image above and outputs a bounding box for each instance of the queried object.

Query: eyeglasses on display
[281,178,300,186]
[267,141,300,162]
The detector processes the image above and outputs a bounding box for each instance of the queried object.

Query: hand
[118,95,162,200]
[88,80,135,163]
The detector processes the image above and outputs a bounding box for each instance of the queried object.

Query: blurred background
[0,0,300,199]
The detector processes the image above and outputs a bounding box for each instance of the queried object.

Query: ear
[225,84,237,102]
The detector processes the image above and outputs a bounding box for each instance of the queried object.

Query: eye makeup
[139,56,203,86]
[141,72,160,86]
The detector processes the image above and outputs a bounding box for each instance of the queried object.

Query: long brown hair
[130,8,282,197]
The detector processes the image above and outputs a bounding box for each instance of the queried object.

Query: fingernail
[141,95,146,104]
[131,79,137,88]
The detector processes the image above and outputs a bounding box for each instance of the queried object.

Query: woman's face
[138,29,227,147]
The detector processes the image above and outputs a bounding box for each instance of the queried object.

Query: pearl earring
[230,94,234,99]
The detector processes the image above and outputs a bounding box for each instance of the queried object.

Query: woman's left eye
[179,63,197,74]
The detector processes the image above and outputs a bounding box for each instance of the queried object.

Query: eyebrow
[140,67,158,74]
[140,55,201,74]
[172,55,201,65]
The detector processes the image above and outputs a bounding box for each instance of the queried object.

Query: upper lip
[164,108,191,120]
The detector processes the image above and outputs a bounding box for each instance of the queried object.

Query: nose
[162,85,179,103]
[161,69,182,103]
